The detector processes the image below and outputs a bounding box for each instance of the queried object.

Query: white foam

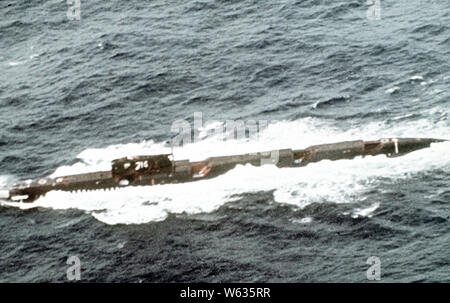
[410,75,424,81]
[7,53,39,67]
[0,190,10,199]
[386,86,400,94]
[351,203,380,218]
[292,217,313,224]
[50,140,162,177]
[8,61,27,66]
[0,175,16,189]
[3,117,450,225]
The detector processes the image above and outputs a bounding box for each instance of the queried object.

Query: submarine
[0,137,446,203]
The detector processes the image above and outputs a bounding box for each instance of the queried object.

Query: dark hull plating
[1,138,445,202]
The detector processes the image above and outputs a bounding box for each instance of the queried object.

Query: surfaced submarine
[0,137,446,203]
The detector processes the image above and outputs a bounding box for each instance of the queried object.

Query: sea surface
[0,0,449,282]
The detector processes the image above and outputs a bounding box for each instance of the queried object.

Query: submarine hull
[2,137,446,203]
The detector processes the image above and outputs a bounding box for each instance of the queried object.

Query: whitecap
[4,117,449,225]
[385,86,400,94]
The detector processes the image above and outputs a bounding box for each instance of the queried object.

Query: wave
[2,116,449,225]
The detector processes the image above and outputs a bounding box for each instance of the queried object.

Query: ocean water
[0,0,449,282]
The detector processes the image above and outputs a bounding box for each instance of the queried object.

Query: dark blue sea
[0,0,449,282]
